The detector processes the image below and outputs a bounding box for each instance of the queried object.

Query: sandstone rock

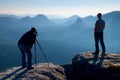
[72,52,120,80]
[0,63,66,80]
[1,52,120,80]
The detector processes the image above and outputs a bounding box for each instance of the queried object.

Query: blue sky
[0,0,120,17]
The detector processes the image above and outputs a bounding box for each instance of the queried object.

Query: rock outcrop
[1,52,120,80]
[0,63,66,80]
[71,52,120,80]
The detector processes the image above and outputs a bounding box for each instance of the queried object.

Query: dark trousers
[18,44,32,68]
[94,32,105,53]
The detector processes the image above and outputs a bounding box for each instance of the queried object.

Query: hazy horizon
[0,0,120,18]
[0,10,119,19]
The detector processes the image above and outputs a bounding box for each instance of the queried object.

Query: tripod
[34,39,49,69]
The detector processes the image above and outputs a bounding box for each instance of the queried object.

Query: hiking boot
[27,67,34,70]
[101,52,107,56]
[22,66,26,69]
[93,52,99,55]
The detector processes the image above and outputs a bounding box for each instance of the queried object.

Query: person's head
[31,27,37,33]
[97,13,102,19]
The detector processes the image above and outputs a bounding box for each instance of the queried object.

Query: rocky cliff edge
[1,52,120,80]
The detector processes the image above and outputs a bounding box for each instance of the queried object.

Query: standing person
[18,27,37,69]
[94,13,106,54]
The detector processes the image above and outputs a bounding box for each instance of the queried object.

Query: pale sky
[0,0,120,17]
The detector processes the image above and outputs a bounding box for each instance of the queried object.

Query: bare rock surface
[0,63,66,80]
[1,52,120,80]
[72,52,120,80]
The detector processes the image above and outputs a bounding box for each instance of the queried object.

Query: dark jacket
[18,30,37,49]
[94,19,105,32]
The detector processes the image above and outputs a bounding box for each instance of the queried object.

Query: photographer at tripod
[18,27,37,70]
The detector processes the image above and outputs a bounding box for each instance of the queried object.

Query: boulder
[72,52,120,80]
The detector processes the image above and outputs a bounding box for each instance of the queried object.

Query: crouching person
[18,27,37,70]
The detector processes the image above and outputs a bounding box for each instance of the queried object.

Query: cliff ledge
[1,52,120,80]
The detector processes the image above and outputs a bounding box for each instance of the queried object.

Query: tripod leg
[34,42,37,70]
[36,39,49,66]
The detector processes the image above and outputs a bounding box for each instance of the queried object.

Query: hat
[31,27,36,32]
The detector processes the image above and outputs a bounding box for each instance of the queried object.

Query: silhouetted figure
[94,13,106,54]
[18,27,37,69]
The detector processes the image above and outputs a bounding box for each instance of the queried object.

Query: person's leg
[25,46,33,69]
[21,50,26,67]
[100,32,106,53]
[27,51,32,69]
[94,32,99,53]
[18,44,26,68]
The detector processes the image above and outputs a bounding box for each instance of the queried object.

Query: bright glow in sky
[0,0,120,17]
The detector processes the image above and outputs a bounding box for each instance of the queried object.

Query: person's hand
[29,49,32,51]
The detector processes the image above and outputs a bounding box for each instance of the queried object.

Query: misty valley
[0,11,120,71]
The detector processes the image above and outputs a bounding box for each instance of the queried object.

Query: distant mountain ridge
[0,14,20,18]
[0,11,120,28]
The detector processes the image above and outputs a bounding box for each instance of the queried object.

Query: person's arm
[94,26,97,32]
[94,21,98,32]
[102,20,105,30]
[31,32,37,48]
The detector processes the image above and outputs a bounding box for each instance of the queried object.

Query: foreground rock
[1,52,120,80]
[72,52,120,80]
[0,63,66,80]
